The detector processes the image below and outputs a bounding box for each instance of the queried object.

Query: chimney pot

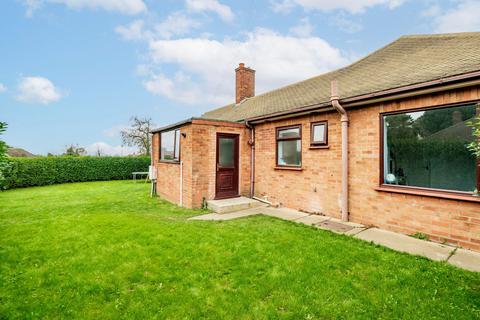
[235,63,255,104]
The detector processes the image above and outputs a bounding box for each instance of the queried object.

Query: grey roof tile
[202,32,480,122]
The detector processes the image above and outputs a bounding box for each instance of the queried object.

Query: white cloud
[116,13,201,41]
[186,0,234,22]
[115,19,147,41]
[271,0,406,14]
[421,4,441,17]
[330,13,363,33]
[144,72,212,105]
[16,76,62,104]
[0,83,7,93]
[154,12,202,39]
[86,142,137,156]
[433,1,480,33]
[289,17,314,37]
[23,0,147,17]
[143,27,350,106]
[103,124,130,137]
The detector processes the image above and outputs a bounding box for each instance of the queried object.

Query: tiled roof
[202,32,480,122]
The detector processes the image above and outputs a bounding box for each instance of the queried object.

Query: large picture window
[160,129,180,161]
[382,103,478,193]
[276,125,302,167]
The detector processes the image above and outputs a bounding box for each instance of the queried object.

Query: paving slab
[448,248,480,272]
[315,220,355,234]
[354,228,454,261]
[261,207,310,221]
[295,215,330,226]
[344,227,368,236]
[189,207,262,221]
[329,217,365,228]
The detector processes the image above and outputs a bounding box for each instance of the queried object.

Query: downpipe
[245,120,255,199]
[331,80,349,222]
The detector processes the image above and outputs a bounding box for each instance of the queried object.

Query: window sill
[158,160,181,164]
[274,166,303,171]
[309,145,329,150]
[375,185,480,203]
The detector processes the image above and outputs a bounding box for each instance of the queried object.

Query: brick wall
[254,86,480,251]
[190,122,251,206]
[152,124,192,206]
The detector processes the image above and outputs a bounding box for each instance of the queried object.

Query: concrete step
[207,197,265,214]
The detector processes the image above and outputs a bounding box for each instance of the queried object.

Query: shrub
[2,156,150,189]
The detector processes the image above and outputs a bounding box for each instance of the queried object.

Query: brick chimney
[235,63,255,104]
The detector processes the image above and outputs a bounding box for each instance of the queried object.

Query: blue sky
[1,0,480,155]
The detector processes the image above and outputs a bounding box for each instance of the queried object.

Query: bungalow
[151,32,480,252]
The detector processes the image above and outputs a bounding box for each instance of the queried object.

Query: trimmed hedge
[2,156,150,189]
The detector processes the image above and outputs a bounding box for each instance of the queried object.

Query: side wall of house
[153,124,194,208]
[254,86,480,251]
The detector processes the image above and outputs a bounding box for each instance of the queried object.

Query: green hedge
[1,156,150,189]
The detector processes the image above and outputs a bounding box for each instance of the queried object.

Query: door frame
[215,132,240,199]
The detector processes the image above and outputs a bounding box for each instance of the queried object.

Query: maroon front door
[215,133,239,199]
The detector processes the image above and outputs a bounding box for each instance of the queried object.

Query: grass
[0,181,479,319]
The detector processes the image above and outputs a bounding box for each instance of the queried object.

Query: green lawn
[0,181,479,319]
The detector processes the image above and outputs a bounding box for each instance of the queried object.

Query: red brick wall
[254,86,480,251]
[152,125,192,206]
[254,112,342,216]
[153,120,251,209]
[190,123,251,207]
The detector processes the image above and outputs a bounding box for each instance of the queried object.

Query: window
[311,121,328,145]
[160,129,180,161]
[276,125,302,167]
[382,103,478,193]
[219,137,234,167]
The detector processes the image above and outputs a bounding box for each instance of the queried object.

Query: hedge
[1,156,150,189]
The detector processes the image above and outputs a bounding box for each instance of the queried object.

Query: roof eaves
[246,69,480,123]
[150,118,194,133]
[150,117,245,133]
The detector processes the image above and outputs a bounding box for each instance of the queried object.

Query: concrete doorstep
[189,206,480,272]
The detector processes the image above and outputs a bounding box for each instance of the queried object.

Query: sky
[1,0,480,156]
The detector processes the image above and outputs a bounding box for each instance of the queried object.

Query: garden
[1,181,479,319]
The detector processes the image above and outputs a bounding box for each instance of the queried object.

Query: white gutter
[330,80,349,222]
[180,160,183,207]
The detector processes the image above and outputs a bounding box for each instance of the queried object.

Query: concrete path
[189,206,480,272]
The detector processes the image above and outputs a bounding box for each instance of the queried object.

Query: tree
[0,122,10,190]
[120,116,154,156]
[95,146,103,157]
[63,144,86,156]
[467,115,480,158]
[0,122,7,160]
[466,105,480,194]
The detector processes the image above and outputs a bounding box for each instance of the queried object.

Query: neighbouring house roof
[202,32,480,122]
[426,119,475,141]
[7,147,35,157]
